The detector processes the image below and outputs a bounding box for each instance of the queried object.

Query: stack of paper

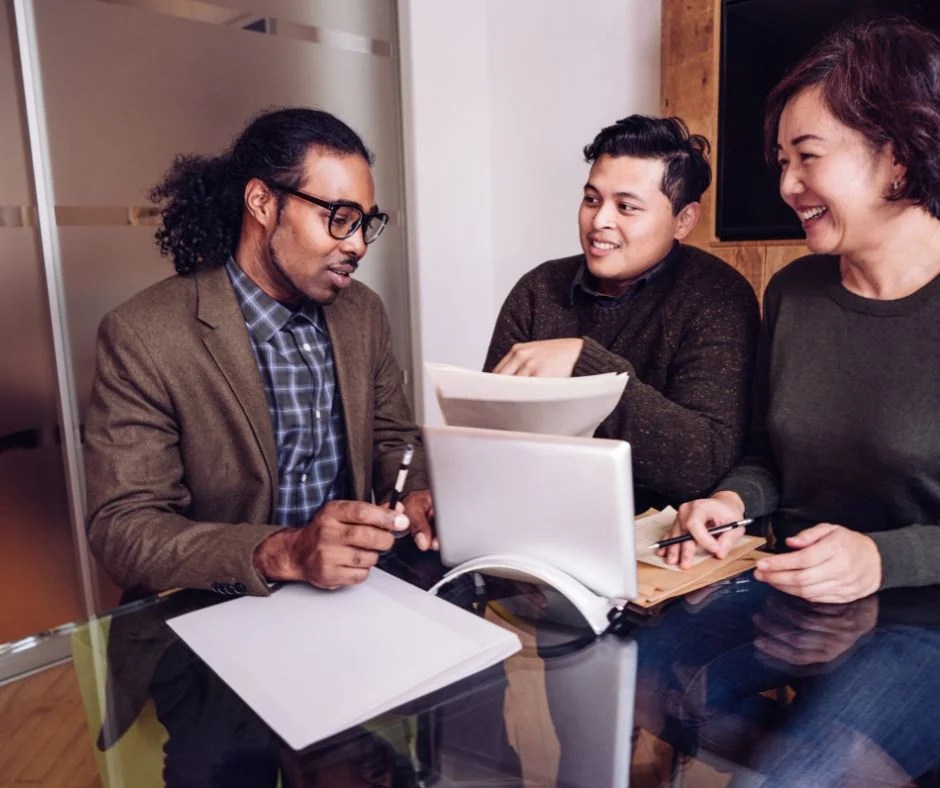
[426,362,628,437]
[168,570,521,750]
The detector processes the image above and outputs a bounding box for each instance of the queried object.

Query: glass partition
[2,0,413,671]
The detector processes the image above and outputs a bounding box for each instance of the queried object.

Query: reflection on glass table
[3,566,940,787]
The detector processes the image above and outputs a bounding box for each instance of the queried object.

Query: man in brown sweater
[485,116,760,512]
[85,109,434,597]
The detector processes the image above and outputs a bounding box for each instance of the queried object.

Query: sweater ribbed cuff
[868,526,939,589]
[716,479,772,519]
[572,336,635,378]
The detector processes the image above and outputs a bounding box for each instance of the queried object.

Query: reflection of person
[281,727,416,788]
[85,109,436,598]
[149,637,283,787]
[670,19,940,603]
[751,593,878,675]
[632,578,940,785]
[98,554,438,788]
[112,620,417,788]
[484,116,759,511]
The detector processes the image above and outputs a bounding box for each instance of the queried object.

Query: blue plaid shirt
[226,259,348,526]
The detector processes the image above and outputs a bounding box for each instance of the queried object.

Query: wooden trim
[710,238,810,248]
[660,0,809,298]
[708,0,723,247]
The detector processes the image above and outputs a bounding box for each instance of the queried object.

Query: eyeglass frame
[266,181,389,244]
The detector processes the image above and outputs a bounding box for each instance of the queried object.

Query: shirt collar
[568,241,680,307]
[225,258,326,343]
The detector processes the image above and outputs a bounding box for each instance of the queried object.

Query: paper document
[426,362,628,437]
[168,570,521,750]
[635,506,711,570]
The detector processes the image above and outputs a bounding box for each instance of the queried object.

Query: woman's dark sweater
[719,255,940,589]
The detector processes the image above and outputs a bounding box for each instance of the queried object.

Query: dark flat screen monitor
[716,0,940,241]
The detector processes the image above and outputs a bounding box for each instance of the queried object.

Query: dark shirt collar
[225,258,326,343]
[568,241,681,308]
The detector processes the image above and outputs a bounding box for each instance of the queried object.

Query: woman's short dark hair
[149,107,374,274]
[583,115,711,214]
[764,17,940,219]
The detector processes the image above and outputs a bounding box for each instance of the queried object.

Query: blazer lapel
[195,266,278,499]
[323,298,365,500]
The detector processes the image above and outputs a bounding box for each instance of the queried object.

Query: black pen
[649,519,753,550]
[388,444,414,537]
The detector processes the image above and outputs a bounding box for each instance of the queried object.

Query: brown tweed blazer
[84,264,426,596]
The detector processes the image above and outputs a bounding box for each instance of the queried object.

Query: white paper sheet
[635,506,710,570]
[426,363,628,437]
[168,570,521,750]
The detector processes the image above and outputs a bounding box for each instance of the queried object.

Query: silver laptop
[423,424,637,600]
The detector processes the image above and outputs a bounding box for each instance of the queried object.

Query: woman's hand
[663,491,748,569]
[754,523,882,603]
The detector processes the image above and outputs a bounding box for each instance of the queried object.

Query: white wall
[399,0,662,423]
[485,1,663,301]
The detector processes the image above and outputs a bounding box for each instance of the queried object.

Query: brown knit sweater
[484,244,760,511]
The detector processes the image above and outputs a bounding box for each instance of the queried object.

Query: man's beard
[267,240,308,304]
[264,219,361,306]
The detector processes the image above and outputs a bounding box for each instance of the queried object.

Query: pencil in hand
[388,444,414,538]
[649,519,753,551]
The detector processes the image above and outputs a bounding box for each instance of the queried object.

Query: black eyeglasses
[268,182,388,245]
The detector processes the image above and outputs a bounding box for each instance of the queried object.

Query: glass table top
[3,546,940,788]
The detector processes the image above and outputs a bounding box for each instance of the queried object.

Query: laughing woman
[667,17,940,603]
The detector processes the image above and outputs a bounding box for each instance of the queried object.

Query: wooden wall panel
[661,0,809,301]
[722,245,766,295]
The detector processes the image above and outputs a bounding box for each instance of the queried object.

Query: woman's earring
[892,178,901,194]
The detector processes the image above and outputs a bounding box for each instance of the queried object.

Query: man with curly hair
[85,108,435,597]
[485,115,760,513]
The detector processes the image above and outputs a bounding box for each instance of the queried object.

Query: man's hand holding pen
[401,490,438,551]
[386,443,438,552]
[254,445,440,587]
[254,500,410,589]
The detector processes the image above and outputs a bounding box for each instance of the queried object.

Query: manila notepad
[168,570,521,750]
[633,507,766,609]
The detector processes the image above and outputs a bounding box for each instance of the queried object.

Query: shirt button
[302,343,312,352]
[316,410,321,420]
[301,473,308,483]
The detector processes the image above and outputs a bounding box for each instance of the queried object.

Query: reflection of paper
[168,570,521,751]
[426,362,628,437]
[635,507,710,570]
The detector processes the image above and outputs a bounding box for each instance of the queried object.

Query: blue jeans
[632,575,940,785]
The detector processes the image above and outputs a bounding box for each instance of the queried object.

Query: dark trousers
[150,640,281,788]
[149,538,501,787]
